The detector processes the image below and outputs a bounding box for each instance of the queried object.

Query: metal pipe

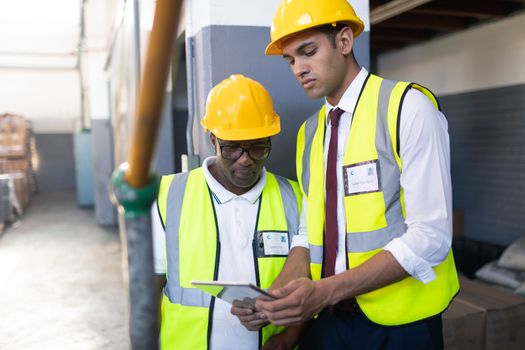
[78,0,87,130]
[185,36,195,156]
[111,165,159,350]
[133,0,141,97]
[184,0,195,157]
[125,0,182,188]
[110,0,182,349]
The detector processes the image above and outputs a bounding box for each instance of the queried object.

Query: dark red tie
[324,107,344,278]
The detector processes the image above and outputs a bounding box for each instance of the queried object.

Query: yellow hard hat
[265,0,365,55]
[200,74,281,140]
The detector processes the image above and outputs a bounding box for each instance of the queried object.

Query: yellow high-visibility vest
[157,167,301,349]
[296,74,459,325]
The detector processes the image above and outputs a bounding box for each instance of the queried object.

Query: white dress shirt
[290,68,453,283]
[151,156,267,350]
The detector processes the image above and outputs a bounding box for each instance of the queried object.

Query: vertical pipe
[78,0,87,130]
[111,166,159,350]
[125,0,182,188]
[185,36,195,157]
[110,0,182,349]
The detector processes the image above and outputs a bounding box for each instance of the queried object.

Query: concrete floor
[0,192,130,349]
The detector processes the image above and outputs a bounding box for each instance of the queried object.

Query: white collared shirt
[151,156,266,350]
[291,68,453,283]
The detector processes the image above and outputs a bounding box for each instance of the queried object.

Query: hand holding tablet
[191,280,276,310]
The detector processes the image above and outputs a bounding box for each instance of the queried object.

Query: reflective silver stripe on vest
[309,243,323,264]
[169,286,211,307]
[301,112,320,197]
[346,221,407,252]
[377,79,406,234]
[274,175,299,241]
[345,78,407,252]
[164,172,205,306]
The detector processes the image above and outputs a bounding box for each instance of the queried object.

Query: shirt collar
[202,156,266,204]
[325,67,369,122]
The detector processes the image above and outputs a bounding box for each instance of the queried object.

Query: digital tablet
[190,280,276,309]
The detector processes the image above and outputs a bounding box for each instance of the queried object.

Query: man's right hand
[231,301,270,331]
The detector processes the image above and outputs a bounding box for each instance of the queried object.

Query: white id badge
[343,160,381,196]
[262,231,290,256]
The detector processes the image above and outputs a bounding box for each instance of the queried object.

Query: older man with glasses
[151,74,305,350]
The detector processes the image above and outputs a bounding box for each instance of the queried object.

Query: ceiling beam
[373,35,425,43]
[371,39,408,50]
[372,27,435,42]
[371,0,433,25]
[413,1,511,19]
[377,12,472,31]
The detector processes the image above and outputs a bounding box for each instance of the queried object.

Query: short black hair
[314,23,349,49]
[314,23,357,63]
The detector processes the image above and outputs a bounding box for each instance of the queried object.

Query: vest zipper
[207,186,221,350]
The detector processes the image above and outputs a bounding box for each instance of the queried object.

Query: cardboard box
[3,158,30,174]
[457,277,525,350]
[0,113,29,158]
[443,298,485,350]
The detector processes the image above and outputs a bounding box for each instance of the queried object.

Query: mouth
[301,78,315,89]
[235,168,256,179]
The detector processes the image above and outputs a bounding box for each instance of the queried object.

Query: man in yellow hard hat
[255,0,459,348]
[151,74,305,349]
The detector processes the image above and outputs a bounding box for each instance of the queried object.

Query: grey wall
[441,84,525,246]
[92,120,117,226]
[34,134,76,192]
[190,25,370,180]
[152,92,175,176]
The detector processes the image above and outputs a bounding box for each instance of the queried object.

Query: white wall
[0,0,82,133]
[82,0,121,121]
[0,69,80,133]
[377,11,525,96]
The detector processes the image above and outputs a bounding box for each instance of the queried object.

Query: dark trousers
[298,306,443,350]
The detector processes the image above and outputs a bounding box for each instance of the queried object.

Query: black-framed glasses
[218,142,272,161]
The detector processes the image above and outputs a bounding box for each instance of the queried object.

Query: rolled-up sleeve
[383,89,453,284]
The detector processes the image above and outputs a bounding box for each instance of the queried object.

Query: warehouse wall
[377,12,525,246]
[441,84,525,246]
[34,134,76,192]
[376,11,525,96]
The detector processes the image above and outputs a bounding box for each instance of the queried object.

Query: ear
[338,27,354,56]
[209,133,218,154]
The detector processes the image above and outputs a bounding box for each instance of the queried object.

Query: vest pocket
[344,191,387,232]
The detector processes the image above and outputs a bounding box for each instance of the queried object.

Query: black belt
[334,298,360,314]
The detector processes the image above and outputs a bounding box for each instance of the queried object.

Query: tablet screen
[190,280,275,309]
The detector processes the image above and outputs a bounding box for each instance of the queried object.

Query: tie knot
[329,108,344,128]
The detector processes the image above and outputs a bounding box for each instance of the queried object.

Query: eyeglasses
[217,142,272,161]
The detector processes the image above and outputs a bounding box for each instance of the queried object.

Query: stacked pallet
[0,113,37,225]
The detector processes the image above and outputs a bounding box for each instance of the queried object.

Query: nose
[292,58,308,79]
[236,149,255,166]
